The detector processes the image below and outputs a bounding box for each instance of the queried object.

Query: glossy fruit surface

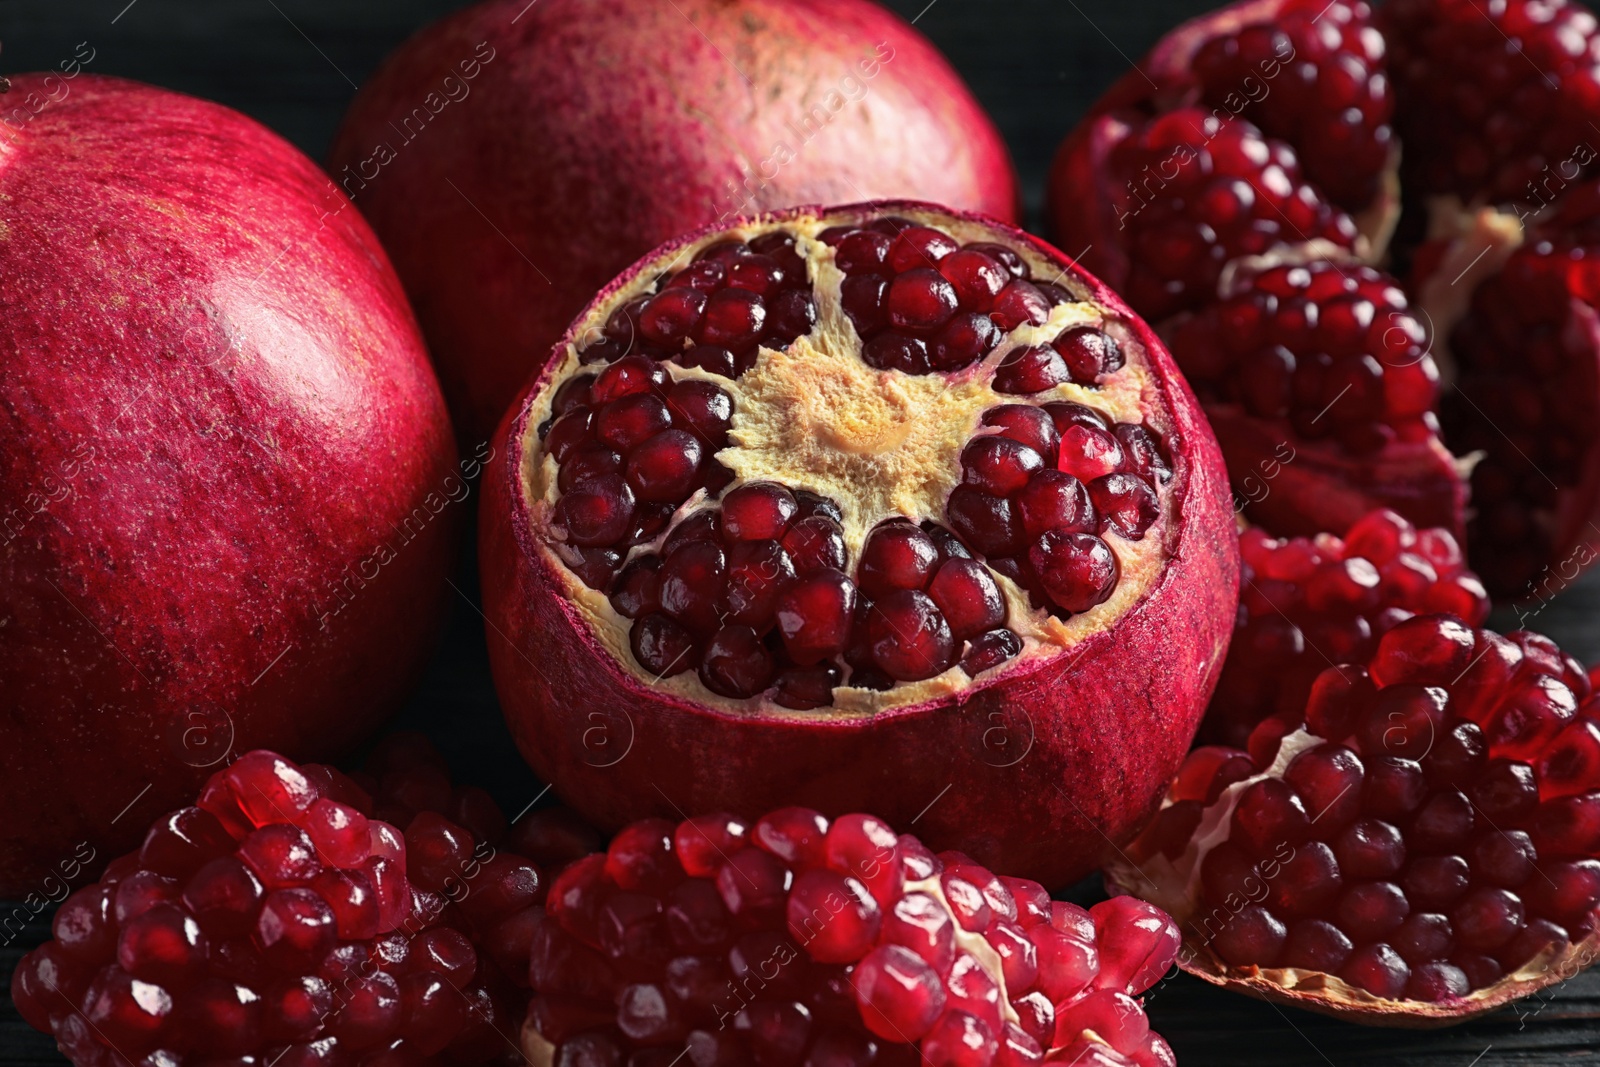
[0,74,456,893]
[331,0,1019,440]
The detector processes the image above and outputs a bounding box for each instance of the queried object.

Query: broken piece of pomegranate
[1207,507,1491,748]
[1051,0,1600,601]
[1112,614,1600,1025]
[480,201,1238,888]
[520,806,1181,1066]
[9,747,541,1066]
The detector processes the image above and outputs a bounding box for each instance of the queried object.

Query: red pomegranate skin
[0,75,457,893]
[329,0,1020,442]
[481,204,1238,890]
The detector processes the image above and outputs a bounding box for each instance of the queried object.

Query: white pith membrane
[515,870,1076,1066]
[1104,726,1600,1026]
[516,206,1178,717]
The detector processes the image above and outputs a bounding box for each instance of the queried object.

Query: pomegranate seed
[776,570,856,665]
[1029,530,1118,613]
[993,346,1070,395]
[1053,327,1125,384]
[869,590,957,681]
[858,522,940,598]
[699,625,775,698]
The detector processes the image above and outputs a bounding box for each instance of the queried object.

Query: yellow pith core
[520,206,1178,718]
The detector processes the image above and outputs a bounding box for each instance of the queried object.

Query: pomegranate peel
[481,200,1238,887]
[1111,616,1600,1026]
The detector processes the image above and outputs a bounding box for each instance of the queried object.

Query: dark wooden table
[5,0,1600,1062]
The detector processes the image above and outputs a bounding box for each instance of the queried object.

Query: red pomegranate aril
[782,516,849,575]
[963,436,1044,496]
[1339,943,1410,999]
[558,446,622,495]
[885,268,960,334]
[774,664,841,710]
[722,482,798,541]
[993,346,1070,395]
[835,230,891,273]
[624,430,703,503]
[858,522,940,597]
[631,614,697,678]
[554,475,635,547]
[961,629,1022,677]
[931,312,1004,369]
[869,590,956,682]
[939,248,1009,310]
[658,541,725,633]
[1214,905,1287,968]
[841,273,890,335]
[927,559,1006,640]
[1088,474,1159,541]
[777,571,856,666]
[946,487,1026,558]
[700,625,775,698]
[1053,327,1126,385]
[640,288,708,346]
[593,355,669,404]
[1015,470,1095,538]
[983,405,1060,462]
[990,281,1051,331]
[1030,531,1118,613]
[695,288,767,350]
[888,227,959,272]
[1058,426,1126,483]
[721,539,797,628]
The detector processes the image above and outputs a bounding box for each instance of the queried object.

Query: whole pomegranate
[522,806,1182,1066]
[1116,616,1600,1025]
[0,76,456,893]
[1048,0,1600,601]
[479,201,1238,889]
[329,0,1019,441]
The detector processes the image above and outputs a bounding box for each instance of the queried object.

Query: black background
[3,0,1600,1063]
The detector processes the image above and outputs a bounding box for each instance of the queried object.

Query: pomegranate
[9,746,539,1065]
[1207,507,1491,748]
[519,805,1181,1066]
[330,0,1019,441]
[1048,0,1600,600]
[480,201,1238,888]
[0,75,456,893]
[1113,615,1600,1024]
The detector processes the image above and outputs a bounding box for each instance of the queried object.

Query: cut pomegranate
[1207,507,1491,747]
[1050,0,1600,601]
[482,201,1238,886]
[11,739,591,1066]
[1113,615,1600,1025]
[518,806,1179,1066]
